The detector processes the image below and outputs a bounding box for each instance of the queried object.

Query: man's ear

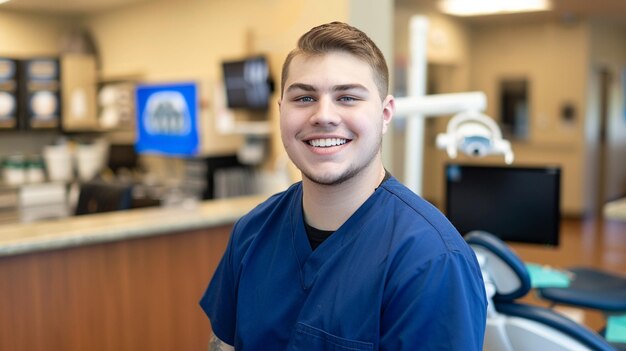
[381,95,395,134]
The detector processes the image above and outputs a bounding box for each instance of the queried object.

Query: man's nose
[310,96,340,126]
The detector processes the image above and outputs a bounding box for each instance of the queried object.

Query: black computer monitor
[445,164,561,246]
[75,181,133,216]
[222,56,274,111]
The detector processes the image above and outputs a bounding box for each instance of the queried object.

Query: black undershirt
[305,170,391,250]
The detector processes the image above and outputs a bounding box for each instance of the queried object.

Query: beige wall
[0,11,77,57]
[82,0,350,160]
[468,20,590,215]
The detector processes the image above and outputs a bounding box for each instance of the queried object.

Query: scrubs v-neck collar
[289,183,384,291]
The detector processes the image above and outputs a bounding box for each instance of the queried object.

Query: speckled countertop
[0,195,266,257]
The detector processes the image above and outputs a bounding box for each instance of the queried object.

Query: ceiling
[1,0,625,23]
[396,0,626,24]
[0,0,156,15]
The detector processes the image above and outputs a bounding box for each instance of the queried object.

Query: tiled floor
[509,217,626,331]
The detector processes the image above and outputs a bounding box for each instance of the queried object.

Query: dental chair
[465,231,617,351]
[536,267,626,351]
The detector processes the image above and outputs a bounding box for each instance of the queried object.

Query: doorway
[594,68,611,218]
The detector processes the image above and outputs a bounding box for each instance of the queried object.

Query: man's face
[279,52,393,186]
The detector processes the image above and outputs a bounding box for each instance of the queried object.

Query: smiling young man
[200,22,487,351]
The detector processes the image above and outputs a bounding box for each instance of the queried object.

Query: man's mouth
[307,138,349,148]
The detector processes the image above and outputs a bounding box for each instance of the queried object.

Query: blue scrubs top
[200,176,487,350]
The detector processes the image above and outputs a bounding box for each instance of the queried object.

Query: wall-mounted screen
[222,56,273,111]
[135,82,199,156]
[20,58,61,130]
[0,58,18,130]
[445,164,561,246]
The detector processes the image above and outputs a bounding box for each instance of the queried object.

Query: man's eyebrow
[332,84,369,93]
[286,83,316,93]
[285,83,370,94]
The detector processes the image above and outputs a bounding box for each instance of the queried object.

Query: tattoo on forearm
[209,334,233,351]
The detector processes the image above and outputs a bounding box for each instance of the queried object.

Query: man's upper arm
[209,332,234,351]
[200,223,239,346]
[380,252,487,350]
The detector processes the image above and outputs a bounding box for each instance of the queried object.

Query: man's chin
[303,169,358,187]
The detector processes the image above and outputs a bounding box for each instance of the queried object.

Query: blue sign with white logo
[135,82,199,156]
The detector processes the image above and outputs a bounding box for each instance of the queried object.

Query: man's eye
[338,96,357,102]
[296,96,315,103]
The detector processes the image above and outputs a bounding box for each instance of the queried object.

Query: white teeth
[308,138,347,147]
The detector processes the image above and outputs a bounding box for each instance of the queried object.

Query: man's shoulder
[230,182,300,242]
[379,176,448,225]
[377,176,469,255]
[242,182,300,220]
[377,178,482,287]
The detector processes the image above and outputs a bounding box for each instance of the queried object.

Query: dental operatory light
[438,0,551,17]
[436,111,514,164]
[397,15,516,195]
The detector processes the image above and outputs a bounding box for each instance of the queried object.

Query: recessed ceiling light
[438,0,552,17]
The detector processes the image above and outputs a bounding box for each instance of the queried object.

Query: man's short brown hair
[281,22,389,100]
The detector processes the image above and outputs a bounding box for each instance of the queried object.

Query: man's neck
[301,162,386,231]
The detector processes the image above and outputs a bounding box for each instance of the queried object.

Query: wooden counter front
[0,224,230,351]
[0,195,267,351]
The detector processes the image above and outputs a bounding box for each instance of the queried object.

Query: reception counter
[0,196,264,257]
[0,195,266,351]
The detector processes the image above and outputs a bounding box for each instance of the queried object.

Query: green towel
[525,263,571,288]
[606,315,626,343]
